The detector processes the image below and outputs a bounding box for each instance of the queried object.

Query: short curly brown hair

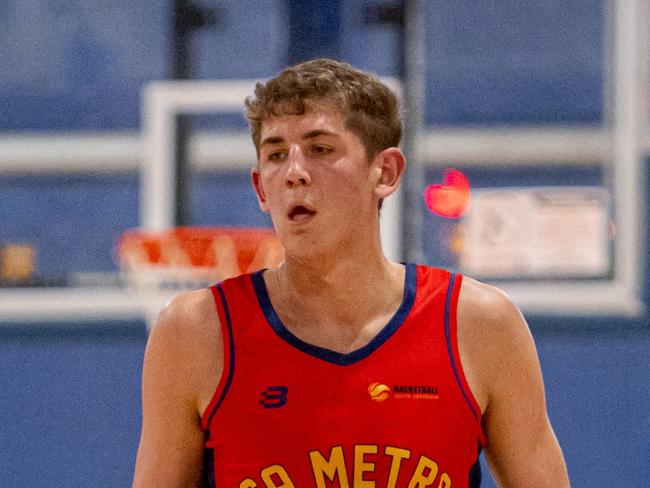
[245,58,402,160]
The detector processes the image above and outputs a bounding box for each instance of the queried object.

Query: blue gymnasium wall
[1,1,649,486]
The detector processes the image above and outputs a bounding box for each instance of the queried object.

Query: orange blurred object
[424,168,472,218]
[0,243,36,282]
[117,227,285,290]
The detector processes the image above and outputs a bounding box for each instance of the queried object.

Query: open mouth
[288,205,316,221]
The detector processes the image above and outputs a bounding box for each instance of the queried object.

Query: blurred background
[0,1,648,486]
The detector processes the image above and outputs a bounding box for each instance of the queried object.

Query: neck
[283,255,390,292]
[280,216,387,284]
[266,248,404,330]
[283,223,392,286]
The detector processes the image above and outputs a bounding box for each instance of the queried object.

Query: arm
[132,289,222,488]
[458,279,570,487]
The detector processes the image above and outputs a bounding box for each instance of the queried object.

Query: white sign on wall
[459,187,611,279]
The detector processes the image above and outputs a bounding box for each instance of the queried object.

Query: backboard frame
[141,1,646,317]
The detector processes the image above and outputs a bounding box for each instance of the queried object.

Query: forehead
[259,106,349,142]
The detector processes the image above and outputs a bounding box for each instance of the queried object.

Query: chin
[281,232,328,257]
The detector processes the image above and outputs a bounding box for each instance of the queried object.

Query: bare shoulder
[153,288,220,338]
[456,277,537,412]
[456,280,570,485]
[459,276,521,323]
[145,288,223,415]
[149,288,221,359]
[133,290,222,487]
[457,276,532,351]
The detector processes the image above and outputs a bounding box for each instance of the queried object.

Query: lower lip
[289,213,316,224]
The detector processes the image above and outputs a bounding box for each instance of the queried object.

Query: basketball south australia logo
[368,382,391,401]
[368,382,439,401]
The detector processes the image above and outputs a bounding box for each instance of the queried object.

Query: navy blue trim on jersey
[251,263,417,366]
[444,273,480,420]
[204,284,235,434]
[468,444,483,487]
[203,448,215,488]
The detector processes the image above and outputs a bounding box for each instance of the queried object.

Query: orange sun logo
[368,382,391,402]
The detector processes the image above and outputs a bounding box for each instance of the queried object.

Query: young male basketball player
[132,59,570,487]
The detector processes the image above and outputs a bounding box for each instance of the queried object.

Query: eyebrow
[259,129,338,148]
[259,136,284,147]
[303,129,337,140]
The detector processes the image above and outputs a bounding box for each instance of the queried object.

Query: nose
[284,146,311,188]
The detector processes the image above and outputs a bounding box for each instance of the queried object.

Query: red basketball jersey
[201,264,486,487]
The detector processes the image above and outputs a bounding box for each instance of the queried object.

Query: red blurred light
[424,168,471,218]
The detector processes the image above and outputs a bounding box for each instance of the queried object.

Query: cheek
[258,170,289,215]
[324,174,374,216]
[332,165,373,194]
[322,161,363,187]
[258,167,281,195]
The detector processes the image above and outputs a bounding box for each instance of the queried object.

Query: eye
[310,144,333,156]
[266,150,287,162]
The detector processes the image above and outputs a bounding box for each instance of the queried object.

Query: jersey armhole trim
[445,273,488,447]
[200,283,235,434]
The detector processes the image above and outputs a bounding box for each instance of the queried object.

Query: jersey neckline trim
[250,263,417,366]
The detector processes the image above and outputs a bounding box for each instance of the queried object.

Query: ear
[250,167,270,213]
[371,147,406,200]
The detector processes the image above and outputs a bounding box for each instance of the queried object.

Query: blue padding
[0,174,139,278]
[0,0,287,130]
[340,0,604,125]
[0,320,147,487]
